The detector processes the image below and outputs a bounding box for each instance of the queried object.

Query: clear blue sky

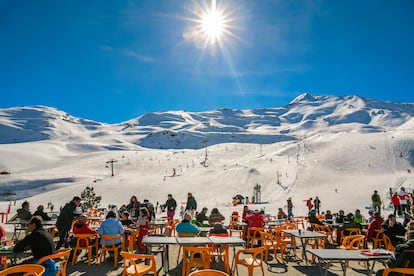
[1,1,413,123]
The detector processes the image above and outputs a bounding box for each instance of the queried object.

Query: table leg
[164,244,169,275]
[300,237,308,264]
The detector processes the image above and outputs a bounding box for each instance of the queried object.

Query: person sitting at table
[339,213,362,235]
[335,210,346,224]
[72,213,97,247]
[120,211,135,227]
[406,220,414,231]
[210,222,228,235]
[13,216,58,275]
[196,207,209,226]
[208,208,225,226]
[277,208,287,220]
[33,205,52,221]
[325,210,333,222]
[368,210,375,222]
[246,209,265,245]
[98,211,124,247]
[375,230,414,275]
[353,209,364,224]
[136,207,150,253]
[9,201,32,221]
[382,213,406,246]
[176,212,200,235]
[308,210,324,227]
[365,211,384,248]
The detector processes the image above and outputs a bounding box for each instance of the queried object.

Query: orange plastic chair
[99,234,124,266]
[71,233,99,266]
[317,225,334,244]
[383,235,395,252]
[0,264,45,276]
[182,246,211,276]
[259,231,285,263]
[121,251,157,276]
[1,256,7,269]
[50,227,59,242]
[246,227,264,248]
[383,268,414,275]
[208,233,230,273]
[188,269,229,275]
[371,229,384,249]
[128,229,140,252]
[36,248,71,276]
[340,235,365,250]
[233,246,265,276]
[176,232,199,264]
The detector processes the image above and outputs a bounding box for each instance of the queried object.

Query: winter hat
[184,212,192,221]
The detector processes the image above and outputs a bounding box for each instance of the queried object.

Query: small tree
[80,186,102,209]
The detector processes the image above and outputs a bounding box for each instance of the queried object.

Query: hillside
[0,93,413,221]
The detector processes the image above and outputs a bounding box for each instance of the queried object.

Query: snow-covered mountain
[0,93,413,221]
[1,94,413,149]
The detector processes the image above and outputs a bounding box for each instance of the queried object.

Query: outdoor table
[307,248,392,276]
[6,219,57,240]
[282,229,327,264]
[142,236,177,274]
[176,237,212,245]
[0,245,31,266]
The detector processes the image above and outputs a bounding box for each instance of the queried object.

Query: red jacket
[246,213,265,228]
[72,221,97,246]
[391,195,401,206]
[366,216,384,241]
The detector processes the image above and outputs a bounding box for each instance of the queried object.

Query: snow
[0,93,413,232]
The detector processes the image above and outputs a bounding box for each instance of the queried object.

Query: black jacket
[387,239,414,268]
[56,201,76,231]
[13,228,55,260]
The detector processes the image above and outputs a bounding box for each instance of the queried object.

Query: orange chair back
[121,251,157,276]
[71,233,99,266]
[182,246,211,276]
[0,264,45,276]
[188,269,229,275]
[36,248,71,276]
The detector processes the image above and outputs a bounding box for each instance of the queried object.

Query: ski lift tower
[106,159,118,177]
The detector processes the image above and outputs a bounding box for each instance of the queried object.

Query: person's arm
[13,234,32,253]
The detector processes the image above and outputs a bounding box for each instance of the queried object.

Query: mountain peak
[289,93,316,105]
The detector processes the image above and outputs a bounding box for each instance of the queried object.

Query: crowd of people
[4,187,414,274]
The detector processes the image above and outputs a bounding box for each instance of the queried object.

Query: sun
[201,4,225,45]
[182,0,240,51]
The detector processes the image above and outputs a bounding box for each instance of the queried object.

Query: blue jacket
[176,221,200,235]
[98,218,124,245]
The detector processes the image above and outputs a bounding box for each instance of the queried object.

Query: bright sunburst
[201,2,225,45]
[182,0,240,52]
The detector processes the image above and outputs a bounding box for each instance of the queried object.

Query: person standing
[305,198,313,212]
[56,196,81,250]
[185,192,197,219]
[371,190,382,215]
[13,216,57,275]
[165,194,177,220]
[391,192,402,216]
[286,197,294,220]
[398,187,409,214]
[126,195,140,220]
[313,196,321,214]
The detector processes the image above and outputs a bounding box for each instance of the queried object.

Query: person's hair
[72,196,81,201]
[140,208,148,215]
[388,214,396,219]
[123,211,130,217]
[106,211,116,218]
[374,211,380,217]
[78,214,88,223]
[37,205,44,211]
[168,194,172,197]
[22,201,29,208]
[211,208,219,214]
[130,196,137,202]
[30,216,43,229]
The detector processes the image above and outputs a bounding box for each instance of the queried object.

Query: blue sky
[1,1,413,123]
